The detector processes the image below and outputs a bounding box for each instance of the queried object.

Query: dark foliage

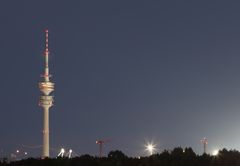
[2,148,240,166]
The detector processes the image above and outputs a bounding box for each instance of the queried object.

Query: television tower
[39,30,54,158]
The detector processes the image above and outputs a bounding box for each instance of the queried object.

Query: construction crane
[96,139,111,157]
[200,137,208,154]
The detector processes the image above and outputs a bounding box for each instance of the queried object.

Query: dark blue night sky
[1,0,240,157]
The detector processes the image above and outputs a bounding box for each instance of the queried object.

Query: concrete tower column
[43,107,49,157]
[39,30,54,158]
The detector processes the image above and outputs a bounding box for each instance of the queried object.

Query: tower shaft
[43,107,49,157]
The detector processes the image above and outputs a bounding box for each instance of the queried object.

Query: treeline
[1,147,240,166]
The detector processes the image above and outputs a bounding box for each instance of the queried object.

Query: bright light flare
[212,149,219,156]
[58,148,65,157]
[61,148,65,153]
[145,143,156,155]
[68,149,73,158]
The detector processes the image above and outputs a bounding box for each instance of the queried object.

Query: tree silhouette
[3,148,240,166]
[108,150,127,160]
